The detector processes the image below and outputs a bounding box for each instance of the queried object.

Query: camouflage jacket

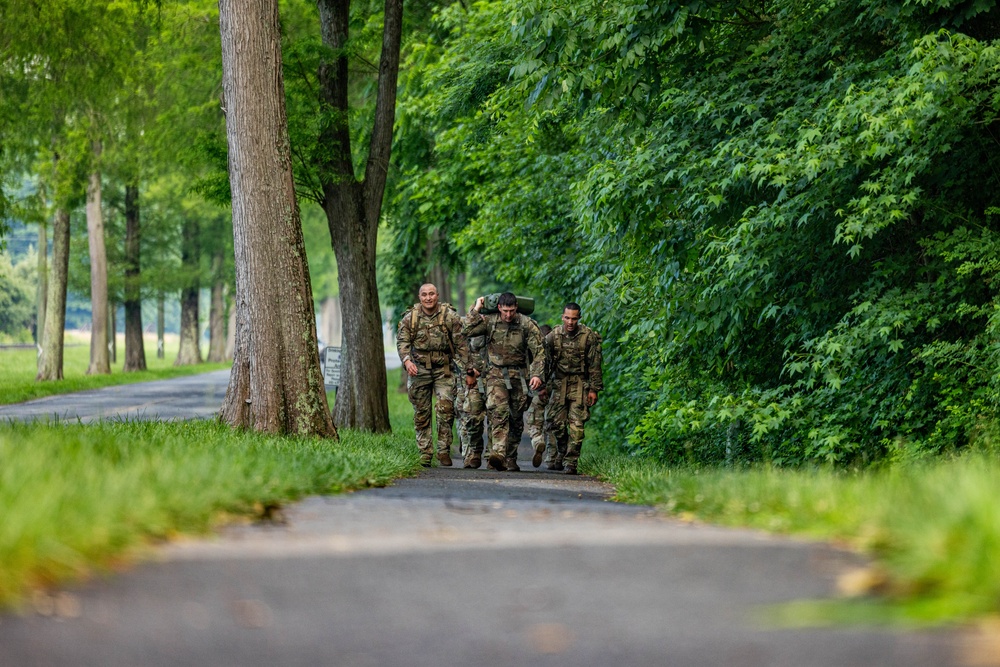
[462,310,545,379]
[544,324,603,392]
[397,303,469,371]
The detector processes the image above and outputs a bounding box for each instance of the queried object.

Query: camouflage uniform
[397,303,469,465]
[526,389,552,466]
[456,335,488,466]
[463,310,545,470]
[544,323,603,471]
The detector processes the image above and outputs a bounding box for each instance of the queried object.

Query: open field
[0,332,230,406]
[583,450,1000,625]
[0,368,416,609]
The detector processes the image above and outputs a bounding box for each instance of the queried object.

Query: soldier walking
[528,324,553,468]
[397,284,469,467]
[543,302,603,475]
[463,292,545,472]
[456,334,488,468]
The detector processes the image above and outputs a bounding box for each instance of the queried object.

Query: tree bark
[123,183,146,371]
[218,0,336,437]
[36,208,69,381]
[316,0,402,433]
[175,217,203,366]
[86,142,110,375]
[207,251,227,363]
[36,223,47,345]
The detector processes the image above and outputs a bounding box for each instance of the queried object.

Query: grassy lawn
[0,332,231,406]
[582,449,1000,625]
[0,368,418,609]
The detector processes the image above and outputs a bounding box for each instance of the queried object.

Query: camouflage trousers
[455,376,486,460]
[407,364,456,459]
[485,366,532,464]
[525,390,561,464]
[548,376,590,467]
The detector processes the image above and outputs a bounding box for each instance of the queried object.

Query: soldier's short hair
[498,292,518,308]
[564,302,582,313]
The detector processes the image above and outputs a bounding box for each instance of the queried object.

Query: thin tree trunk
[109,301,116,364]
[218,0,336,437]
[86,142,110,375]
[316,0,402,432]
[123,183,146,371]
[175,218,203,366]
[36,208,69,381]
[456,272,466,314]
[157,291,165,359]
[207,251,227,362]
[225,303,235,360]
[36,223,47,346]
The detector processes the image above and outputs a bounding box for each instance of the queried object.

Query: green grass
[0,368,419,608]
[0,334,231,405]
[582,450,1000,625]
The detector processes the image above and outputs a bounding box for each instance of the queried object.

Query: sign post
[322,346,342,390]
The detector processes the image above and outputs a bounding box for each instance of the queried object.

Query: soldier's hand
[465,374,477,387]
[529,376,542,391]
[538,388,548,401]
[474,296,485,313]
[404,359,419,377]
[587,390,598,407]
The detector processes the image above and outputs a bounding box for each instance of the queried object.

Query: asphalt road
[0,353,400,423]
[0,367,986,666]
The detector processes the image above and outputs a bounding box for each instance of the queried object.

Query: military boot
[547,461,563,471]
[505,457,521,472]
[564,463,578,475]
[464,455,481,469]
[437,451,453,467]
[531,443,545,468]
[486,453,507,471]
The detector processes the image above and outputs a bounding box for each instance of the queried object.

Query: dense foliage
[390,0,1000,465]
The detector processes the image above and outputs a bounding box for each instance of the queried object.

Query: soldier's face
[419,286,439,312]
[499,304,518,323]
[562,308,581,333]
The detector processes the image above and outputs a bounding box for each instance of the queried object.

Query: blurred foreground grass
[0,369,417,608]
[0,333,230,405]
[583,451,1000,624]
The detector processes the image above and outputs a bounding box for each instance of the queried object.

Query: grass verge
[582,450,1000,625]
[0,368,418,609]
[0,335,231,405]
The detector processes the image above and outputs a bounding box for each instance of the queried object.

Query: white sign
[322,346,342,389]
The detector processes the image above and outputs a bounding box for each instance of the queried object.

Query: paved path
[0,366,984,666]
[0,370,233,422]
[0,353,400,423]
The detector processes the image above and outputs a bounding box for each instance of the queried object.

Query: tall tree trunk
[157,291,165,359]
[123,183,146,371]
[35,223,47,346]
[316,0,402,433]
[109,301,116,364]
[218,0,336,437]
[86,144,110,375]
[175,238,202,366]
[225,304,236,360]
[207,251,227,363]
[320,295,342,347]
[456,272,466,314]
[175,218,203,366]
[36,208,69,381]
